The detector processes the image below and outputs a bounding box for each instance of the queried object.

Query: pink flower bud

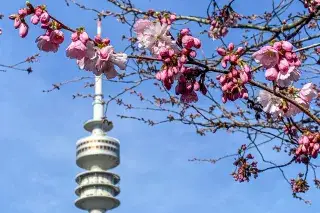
[221,60,227,68]
[265,67,279,81]
[71,32,79,42]
[282,41,293,52]
[278,58,289,73]
[243,64,250,73]
[180,28,190,36]
[217,47,226,56]
[228,43,234,51]
[14,18,21,29]
[30,15,40,25]
[273,41,282,50]
[240,72,249,83]
[181,35,194,49]
[40,12,50,24]
[19,23,28,38]
[193,38,201,49]
[236,47,245,55]
[80,32,89,44]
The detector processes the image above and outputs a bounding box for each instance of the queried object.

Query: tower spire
[75,19,121,213]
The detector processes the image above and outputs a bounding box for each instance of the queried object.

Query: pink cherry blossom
[77,41,99,72]
[66,40,87,60]
[257,90,282,117]
[36,34,59,52]
[134,21,177,55]
[252,46,279,68]
[276,66,300,87]
[285,97,308,117]
[99,46,113,60]
[50,30,64,45]
[299,83,317,102]
[133,19,152,34]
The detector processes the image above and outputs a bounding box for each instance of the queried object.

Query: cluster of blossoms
[209,6,241,40]
[216,43,251,103]
[291,175,309,194]
[257,83,318,118]
[253,41,301,87]
[10,2,127,79]
[295,132,320,163]
[303,0,320,13]
[156,11,177,25]
[10,4,65,51]
[232,144,258,183]
[232,154,258,182]
[134,19,177,55]
[134,19,207,103]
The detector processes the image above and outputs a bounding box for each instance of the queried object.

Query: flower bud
[228,43,234,51]
[265,67,279,81]
[217,47,226,56]
[19,22,28,38]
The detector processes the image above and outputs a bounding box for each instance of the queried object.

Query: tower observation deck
[75,72,120,213]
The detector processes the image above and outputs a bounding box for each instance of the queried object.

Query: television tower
[74,19,121,213]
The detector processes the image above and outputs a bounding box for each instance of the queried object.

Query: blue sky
[0,0,319,213]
